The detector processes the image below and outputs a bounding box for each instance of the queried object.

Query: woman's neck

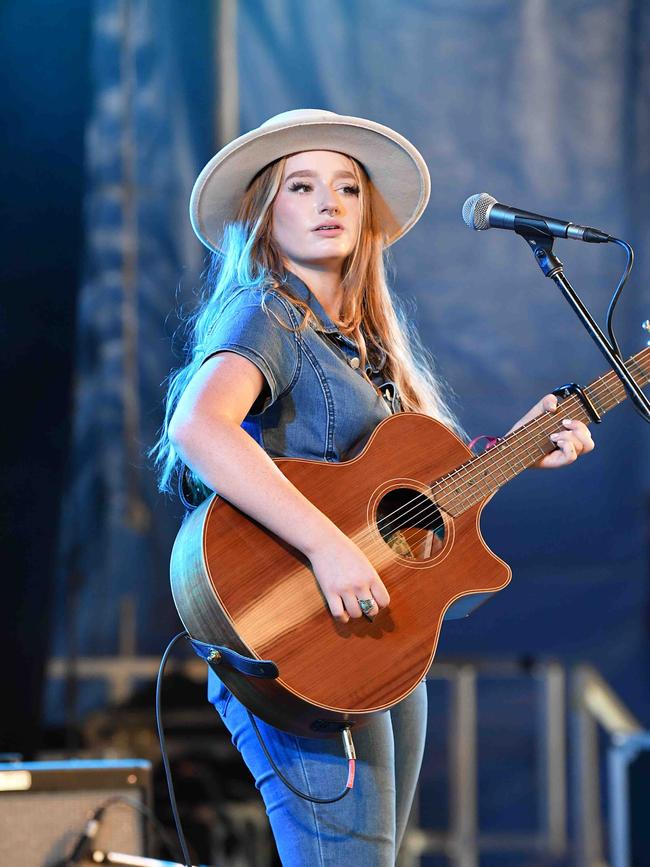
[284,261,344,324]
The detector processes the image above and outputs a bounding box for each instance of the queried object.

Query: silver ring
[357,598,374,615]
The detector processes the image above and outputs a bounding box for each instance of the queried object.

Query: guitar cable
[156,632,194,867]
[247,710,356,804]
[156,631,357,867]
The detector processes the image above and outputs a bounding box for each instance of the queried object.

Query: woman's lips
[312,226,344,236]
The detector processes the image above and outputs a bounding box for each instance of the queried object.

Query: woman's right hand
[307,530,390,623]
[171,353,392,625]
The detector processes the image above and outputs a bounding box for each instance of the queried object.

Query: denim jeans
[209,673,427,866]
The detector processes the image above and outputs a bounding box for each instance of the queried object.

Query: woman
[154,109,593,865]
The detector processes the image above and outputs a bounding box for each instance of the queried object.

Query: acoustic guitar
[171,347,648,737]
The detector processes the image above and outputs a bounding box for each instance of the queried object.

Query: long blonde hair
[152,152,463,494]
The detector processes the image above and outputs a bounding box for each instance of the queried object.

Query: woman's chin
[286,251,350,270]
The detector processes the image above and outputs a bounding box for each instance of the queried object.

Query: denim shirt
[182,271,400,506]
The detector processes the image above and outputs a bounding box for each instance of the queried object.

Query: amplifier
[0,759,151,867]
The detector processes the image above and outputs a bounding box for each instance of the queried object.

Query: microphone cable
[605,237,634,358]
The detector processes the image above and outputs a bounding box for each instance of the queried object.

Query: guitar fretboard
[432,346,650,517]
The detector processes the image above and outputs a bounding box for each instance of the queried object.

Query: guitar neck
[434,346,650,517]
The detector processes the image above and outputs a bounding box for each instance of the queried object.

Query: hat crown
[259,108,338,130]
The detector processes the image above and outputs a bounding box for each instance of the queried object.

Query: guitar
[170,347,649,737]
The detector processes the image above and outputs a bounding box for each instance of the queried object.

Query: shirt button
[349,357,360,369]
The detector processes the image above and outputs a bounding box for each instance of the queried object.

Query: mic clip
[517,225,565,279]
[551,382,602,424]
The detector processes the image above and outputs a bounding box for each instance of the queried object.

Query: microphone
[462,193,611,243]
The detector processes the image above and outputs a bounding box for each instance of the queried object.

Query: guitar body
[170,412,511,737]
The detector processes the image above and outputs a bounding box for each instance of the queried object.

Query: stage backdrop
[52,0,649,734]
[49,0,215,708]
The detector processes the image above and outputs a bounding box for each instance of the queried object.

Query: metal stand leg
[449,666,478,867]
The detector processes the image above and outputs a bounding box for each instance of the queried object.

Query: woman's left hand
[506,394,595,469]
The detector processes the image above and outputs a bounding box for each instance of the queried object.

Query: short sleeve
[202,288,301,412]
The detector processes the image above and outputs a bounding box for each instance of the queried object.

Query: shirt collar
[280,270,342,334]
[279,270,387,371]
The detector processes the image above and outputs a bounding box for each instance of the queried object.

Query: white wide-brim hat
[190,108,431,253]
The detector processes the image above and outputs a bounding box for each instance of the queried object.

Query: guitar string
[274,352,640,566]
[430,353,648,519]
[372,353,647,538]
[347,355,648,562]
[364,400,591,558]
[380,360,622,529]
[368,357,646,554]
[392,354,647,554]
[367,406,582,548]
[433,353,648,513]
[369,404,584,553]
[371,376,617,550]
[371,381,601,538]
[356,406,584,555]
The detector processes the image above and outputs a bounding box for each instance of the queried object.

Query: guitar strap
[190,636,279,680]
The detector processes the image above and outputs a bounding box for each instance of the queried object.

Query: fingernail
[562,419,572,426]
[550,433,560,441]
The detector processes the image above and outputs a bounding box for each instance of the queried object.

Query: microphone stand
[519,227,650,422]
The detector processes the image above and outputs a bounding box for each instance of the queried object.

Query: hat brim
[190,114,431,253]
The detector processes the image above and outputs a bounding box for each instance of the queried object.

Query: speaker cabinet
[0,759,151,867]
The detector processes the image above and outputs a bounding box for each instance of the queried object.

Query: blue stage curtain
[51,0,215,713]
[54,0,649,733]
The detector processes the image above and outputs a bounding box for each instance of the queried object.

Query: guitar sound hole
[376,488,446,561]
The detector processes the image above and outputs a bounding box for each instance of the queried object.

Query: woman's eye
[287,181,359,196]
